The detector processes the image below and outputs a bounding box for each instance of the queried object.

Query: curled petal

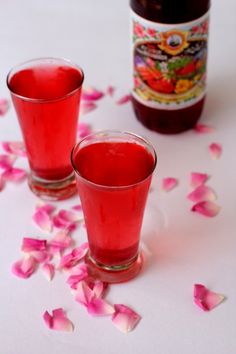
[161,177,178,192]
[42,263,55,281]
[0,154,16,170]
[12,256,36,279]
[2,141,27,157]
[107,85,115,96]
[67,264,88,289]
[87,297,114,317]
[21,237,47,252]
[80,102,97,115]
[0,98,9,116]
[49,231,72,254]
[116,94,131,105]
[81,87,104,101]
[2,167,27,182]
[194,284,225,311]
[188,185,217,203]
[112,304,141,333]
[191,201,220,217]
[209,143,222,160]
[43,308,74,332]
[78,122,92,138]
[190,172,209,188]
[33,209,52,233]
[74,280,93,306]
[194,123,215,133]
[59,242,88,269]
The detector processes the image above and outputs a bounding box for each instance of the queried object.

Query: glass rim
[6,57,84,103]
[71,130,157,190]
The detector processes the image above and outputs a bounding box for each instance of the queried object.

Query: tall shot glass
[71,130,157,283]
[7,57,84,200]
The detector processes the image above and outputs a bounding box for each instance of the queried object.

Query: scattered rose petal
[112,304,141,333]
[0,175,4,191]
[2,141,27,157]
[190,172,209,188]
[53,209,82,232]
[116,94,131,105]
[59,242,88,269]
[81,87,104,101]
[209,143,222,160]
[161,177,178,192]
[0,154,16,170]
[191,201,220,217]
[58,209,82,223]
[21,237,47,252]
[188,185,217,203]
[107,86,115,96]
[80,102,97,115]
[43,308,74,332]
[194,123,215,133]
[2,167,26,182]
[32,209,52,233]
[193,284,225,311]
[67,264,88,289]
[30,250,52,263]
[78,122,92,138]
[49,231,72,253]
[12,256,36,279]
[0,98,9,116]
[36,202,55,215]
[42,263,55,281]
[74,280,93,306]
[72,204,82,212]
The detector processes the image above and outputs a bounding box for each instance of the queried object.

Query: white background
[0,1,236,353]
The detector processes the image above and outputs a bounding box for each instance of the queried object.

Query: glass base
[28,172,77,201]
[85,251,143,283]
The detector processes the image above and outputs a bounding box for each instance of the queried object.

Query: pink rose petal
[87,297,114,317]
[32,209,52,233]
[80,102,97,115]
[116,94,131,105]
[188,185,217,203]
[194,284,225,311]
[2,141,27,157]
[112,304,141,333]
[0,175,5,191]
[59,242,88,269]
[2,167,27,182]
[0,154,16,170]
[191,201,220,217]
[107,86,115,96]
[58,209,82,223]
[74,280,93,306]
[36,202,55,215]
[78,122,92,138]
[194,123,215,133]
[12,256,37,279]
[190,172,209,188]
[82,87,104,101]
[43,308,74,332]
[67,264,88,289]
[0,98,9,116]
[49,231,72,253]
[42,263,55,281]
[72,204,82,212]
[161,177,178,192]
[52,210,82,232]
[209,143,222,160]
[21,237,47,252]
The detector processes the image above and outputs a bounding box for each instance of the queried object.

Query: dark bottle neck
[130,0,210,24]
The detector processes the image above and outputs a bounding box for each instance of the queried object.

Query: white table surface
[1,1,236,353]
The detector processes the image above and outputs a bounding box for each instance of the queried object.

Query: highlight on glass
[71,130,157,283]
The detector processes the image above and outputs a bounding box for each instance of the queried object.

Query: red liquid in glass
[9,64,83,180]
[74,141,155,266]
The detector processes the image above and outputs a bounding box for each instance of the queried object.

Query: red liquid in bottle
[8,63,83,180]
[130,0,210,134]
[74,141,155,266]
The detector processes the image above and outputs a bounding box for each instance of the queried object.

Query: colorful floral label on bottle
[131,11,209,110]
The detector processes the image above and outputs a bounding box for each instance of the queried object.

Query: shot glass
[7,57,84,200]
[71,130,157,283]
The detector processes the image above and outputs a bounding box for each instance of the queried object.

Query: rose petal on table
[90,280,106,298]
[209,143,222,160]
[12,255,37,279]
[193,284,225,311]
[74,280,93,306]
[161,177,178,192]
[0,154,16,170]
[58,209,82,223]
[36,202,55,215]
[42,263,55,281]
[2,141,27,157]
[0,98,9,116]
[80,102,97,115]
[59,242,88,269]
[77,122,92,139]
[72,204,82,212]
[191,201,221,217]
[107,85,115,96]
[30,250,52,263]
[49,231,72,254]
[2,167,27,182]
[21,237,47,252]
[194,123,215,133]
[0,175,4,191]
[32,209,52,233]
[67,264,88,289]
[190,172,209,188]
[112,304,141,333]
[43,308,74,332]
[81,87,104,101]
[116,94,131,105]
[188,185,217,203]
[87,297,114,317]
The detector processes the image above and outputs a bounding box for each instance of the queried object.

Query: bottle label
[131,10,209,110]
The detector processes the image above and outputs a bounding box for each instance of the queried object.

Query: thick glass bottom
[85,251,143,283]
[28,172,77,200]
